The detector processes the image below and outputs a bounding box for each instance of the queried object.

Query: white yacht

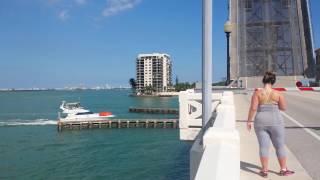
[59,101,114,122]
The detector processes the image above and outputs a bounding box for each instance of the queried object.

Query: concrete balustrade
[179,89,222,141]
[213,93,236,129]
[195,141,240,180]
[179,91,240,180]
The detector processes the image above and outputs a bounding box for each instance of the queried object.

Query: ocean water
[0,90,191,180]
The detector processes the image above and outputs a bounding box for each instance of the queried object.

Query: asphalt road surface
[280,91,320,180]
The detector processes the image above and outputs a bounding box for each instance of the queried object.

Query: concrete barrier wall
[239,76,304,88]
[190,138,204,180]
[188,91,240,180]
[195,141,239,180]
[179,89,222,141]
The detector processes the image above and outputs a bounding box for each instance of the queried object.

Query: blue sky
[0,0,319,88]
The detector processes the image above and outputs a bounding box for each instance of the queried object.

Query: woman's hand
[247,121,253,131]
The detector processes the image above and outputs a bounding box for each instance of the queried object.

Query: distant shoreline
[129,94,176,97]
[0,88,131,92]
[130,92,180,97]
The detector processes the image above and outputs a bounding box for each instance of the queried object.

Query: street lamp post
[202,0,212,140]
[224,20,232,86]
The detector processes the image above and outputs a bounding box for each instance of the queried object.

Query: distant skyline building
[229,0,316,87]
[136,53,172,92]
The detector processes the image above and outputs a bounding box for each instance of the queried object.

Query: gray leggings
[254,125,286,158]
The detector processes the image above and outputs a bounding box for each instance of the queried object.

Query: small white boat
[58,101,114,122]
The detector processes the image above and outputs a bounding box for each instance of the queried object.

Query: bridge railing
[179,90,240,180]
[179,89,222,141]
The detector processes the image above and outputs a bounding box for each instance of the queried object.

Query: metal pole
[226,32,230,85]
[202,0,212,140]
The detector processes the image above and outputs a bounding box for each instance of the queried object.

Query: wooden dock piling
[129,107,178,114]
[57,119,179,131]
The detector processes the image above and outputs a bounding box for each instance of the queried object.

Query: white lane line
[281,112,320,141]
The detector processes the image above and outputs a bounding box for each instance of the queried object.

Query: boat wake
[0,119,57,126]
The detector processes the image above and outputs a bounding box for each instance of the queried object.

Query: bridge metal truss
[238,0,304,77]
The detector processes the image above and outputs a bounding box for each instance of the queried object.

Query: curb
[273,87,320,91]
[248,87,320,91]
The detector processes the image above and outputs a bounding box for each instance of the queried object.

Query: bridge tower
[316,48,320,84]
[229,0,316,87]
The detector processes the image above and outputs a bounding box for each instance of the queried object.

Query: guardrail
[179,89,222,141]
[179,90,240,180]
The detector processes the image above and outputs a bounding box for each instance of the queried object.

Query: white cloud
[102,0,142,17]
[58,10,70,21]
[49,0,141,22]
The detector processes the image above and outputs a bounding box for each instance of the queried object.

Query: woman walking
[247,71,294,178]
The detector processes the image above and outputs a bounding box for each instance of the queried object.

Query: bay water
[0,90,191,180]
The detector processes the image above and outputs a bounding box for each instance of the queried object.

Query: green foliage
[212,81,225,86]
[129,78,137,93]
[143,85,155,95]
[175,76,179,85]
[174,82,195,92]
[129,78,136,88]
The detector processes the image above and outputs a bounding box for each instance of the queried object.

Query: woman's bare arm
[247,90,259,122]
[278,93,287,111]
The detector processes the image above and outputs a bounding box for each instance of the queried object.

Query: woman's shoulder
[254,88,263,95]
[254,88,283,96]
[271,89,284,101]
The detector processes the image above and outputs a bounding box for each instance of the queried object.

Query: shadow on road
[241,161,279,175]
[285,126,320,131]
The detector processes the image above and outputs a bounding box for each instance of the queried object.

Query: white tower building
[136,53,172,93]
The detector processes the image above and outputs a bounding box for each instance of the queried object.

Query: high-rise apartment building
[136,53,172,93]
[229,0,316,87]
